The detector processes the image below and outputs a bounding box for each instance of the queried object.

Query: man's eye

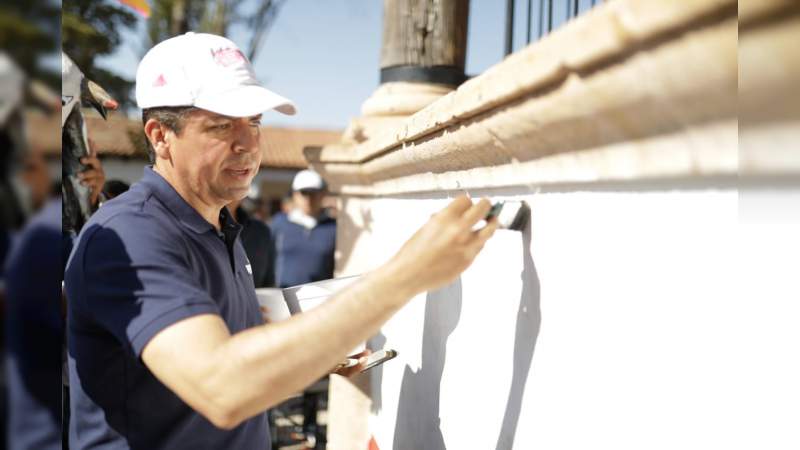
[212,123,231,130]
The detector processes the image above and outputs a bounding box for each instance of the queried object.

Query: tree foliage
[62,0,139,108]
[0,0,60,87]
[147,0,286,62]
[59,0,286,108]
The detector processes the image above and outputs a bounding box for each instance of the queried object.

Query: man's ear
[143,119,171,160]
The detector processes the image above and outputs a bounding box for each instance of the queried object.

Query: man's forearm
[206,261,418,426]
[142,196,495,429]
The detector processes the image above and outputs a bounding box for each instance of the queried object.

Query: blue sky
[96,0,581,130]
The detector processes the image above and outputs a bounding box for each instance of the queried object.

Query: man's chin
[214,186,250,204]
[229,188,250,201]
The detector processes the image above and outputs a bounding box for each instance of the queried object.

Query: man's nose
[232,119,260,154]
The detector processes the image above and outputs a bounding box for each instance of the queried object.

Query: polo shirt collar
[141,166,222,235]
[235,206,251,225]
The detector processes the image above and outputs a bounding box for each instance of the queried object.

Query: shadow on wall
[495,222,541,449]
[390,220,541,449]
[369,331,388,415]
[392,279,463,450]
[333,197,374,275]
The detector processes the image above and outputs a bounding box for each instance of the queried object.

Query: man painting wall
[63,32,498,450]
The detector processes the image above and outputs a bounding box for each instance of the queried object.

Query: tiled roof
[259,127,342,169]
[87,113,146,157]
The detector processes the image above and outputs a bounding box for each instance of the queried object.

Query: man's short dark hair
[141,106,197,162]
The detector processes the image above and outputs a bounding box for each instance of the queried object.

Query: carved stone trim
[306,0,796,195]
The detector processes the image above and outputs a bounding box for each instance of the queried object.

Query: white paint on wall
[347,186,799,449]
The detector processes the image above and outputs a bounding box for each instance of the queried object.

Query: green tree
[147,0,286,63]
[0,0,60,87]
[60,0,286,108]
[62,0,139,108]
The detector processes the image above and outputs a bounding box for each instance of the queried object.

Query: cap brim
[195,84,296,117]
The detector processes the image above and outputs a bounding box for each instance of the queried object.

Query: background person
[101,179,130,201]
[271,170,335,289]
[226,196,275,288]
[4,148,61,450]
[269,169,337,444]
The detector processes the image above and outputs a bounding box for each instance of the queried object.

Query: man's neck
[154,165,223,230]
[297,207,322,219]
[288,208,318,230]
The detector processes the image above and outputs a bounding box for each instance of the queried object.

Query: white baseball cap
[292,169,326,192]
[136,32,296,117]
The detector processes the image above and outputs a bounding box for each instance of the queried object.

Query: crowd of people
[3,44,341,450]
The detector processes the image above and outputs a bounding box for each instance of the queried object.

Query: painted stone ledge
[305,0,796,196]
[739,6,800,176]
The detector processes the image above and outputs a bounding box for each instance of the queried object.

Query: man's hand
[331,349,372,377]
[78,140,106,207]
[259,305,270,323]
[384,195,498,297]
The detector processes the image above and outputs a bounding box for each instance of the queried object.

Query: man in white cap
[64,32,497,450]
[271,169,335,289]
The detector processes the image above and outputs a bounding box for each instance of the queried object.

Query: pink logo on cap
[153,74,167,87]
[211,48,246,67]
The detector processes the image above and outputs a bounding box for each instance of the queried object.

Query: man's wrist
[370,259,422,303]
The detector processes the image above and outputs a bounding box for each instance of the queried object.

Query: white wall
[337,183,799,450]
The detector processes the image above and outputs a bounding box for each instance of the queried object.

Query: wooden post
[380,0,469,86]
[170,0,189,36]
[505,0,514,56]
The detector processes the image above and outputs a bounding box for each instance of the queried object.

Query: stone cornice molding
[307,0,795,196]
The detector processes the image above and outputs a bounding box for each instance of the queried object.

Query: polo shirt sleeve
[78,214,220,357]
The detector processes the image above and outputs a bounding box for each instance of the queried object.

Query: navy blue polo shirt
[64,167,269,450]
